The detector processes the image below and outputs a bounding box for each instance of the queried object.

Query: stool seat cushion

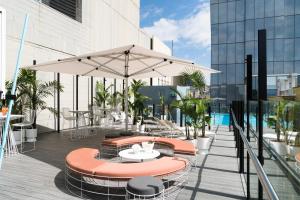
[127,176,164,196]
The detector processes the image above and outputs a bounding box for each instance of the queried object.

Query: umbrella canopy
[23,44,219,131]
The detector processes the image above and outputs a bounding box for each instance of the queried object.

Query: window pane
[219,3,227,23]
[246,0,255,19]
[285,0,295,16]
[275,16,285,38]
[265,17,275,39]
[267,62,274,74]
[245,41,255,58]
[228,1,236,22]
[265,0,275,17]
[267,39,274,61]
[284,39,294,61]
[236,64,245,84]
[285,16,294,38]
[211,24,219,44]
[274,39,284,61]
[227,23,236,43]
[219,65,227,84]
[236,21,245,42]
[295,38,300,60]
[253,63,258,75]
[236,43,245,63]
[211,4,219,24]
[211,65,219,85]
[255,0,264,18]
[284,62,294,74]
[274,62,284,74]
[295,61,300,73]
[236,0,245,21]
[212,45,219,64]
[246,20,255,41]
[255,18,265,40]
[275,0,285,16]
[296,1,300,14]
[227,64,236,84]
[219,23,227,44]
[295,15,300,37]
[219,44,227,64]
[227,44,235,64]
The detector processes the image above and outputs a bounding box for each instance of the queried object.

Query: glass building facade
[210,0,300,103]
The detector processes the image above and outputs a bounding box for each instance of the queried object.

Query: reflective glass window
[296,1,300,14]
[227,44,235,64]
[211,0,218,4]
[274,39,284,61]
[245,41,255,57]
[212,45,219,64]
[236,43,245,64]
[285,16,294,38]
[219,65,227,84]
[275,16,285,38]
[227,64,236,84]
[255,19,265,41]
[274,62,284,74]
[227,23,236,43]
[265,17,275,39]
[211,24,219,44]
[228,1,236,22]
[253,63,258,75]
[211,4,219,24]
[295,15,300,37]
[267,39,274,62]
[265,0,275,17]
[236,21,245,42]
[236,0,245,21]
[236,64,245,84]
[219,3,227,23]
[275,0,285,16]
[284,62,294,74]
[284,39,294,61]
[295,61,300,73]
[255,0,264,18]
[285,0,295,15]
[246,0,255,19]
[245,20,255,41]
[219,23,227,43]
[295,38,300,60]
[211,65,219,85]
[267,62,274,74]
[219,44,227,64]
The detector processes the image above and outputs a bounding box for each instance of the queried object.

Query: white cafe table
[119,149,160,162]
[0,114,24,156]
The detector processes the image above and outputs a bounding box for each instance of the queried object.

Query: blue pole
[0,14,29,169]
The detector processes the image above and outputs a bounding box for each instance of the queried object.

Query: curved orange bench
[66,148,188,180]
[102,136,196,155]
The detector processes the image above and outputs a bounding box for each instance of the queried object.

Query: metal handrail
[231,110,279,200]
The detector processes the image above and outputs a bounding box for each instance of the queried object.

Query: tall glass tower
[210,0,300,104]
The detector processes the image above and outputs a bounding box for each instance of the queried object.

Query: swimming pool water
[211,113,265,127]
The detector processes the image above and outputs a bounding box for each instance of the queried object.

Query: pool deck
[0,126,246,200]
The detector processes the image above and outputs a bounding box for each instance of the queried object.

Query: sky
[140,0,211,68]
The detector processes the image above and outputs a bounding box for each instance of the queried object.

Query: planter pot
[13,130,25,145]
[198,137,211,150]
[26,128,37,142]
[139,125,145,133]
[270,140,287,157]
[287,145,300,158]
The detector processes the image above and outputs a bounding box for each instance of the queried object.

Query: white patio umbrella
[23,44,219,132]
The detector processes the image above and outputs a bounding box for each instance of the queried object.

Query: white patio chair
[12,109,36,152]
[61,107,76,129]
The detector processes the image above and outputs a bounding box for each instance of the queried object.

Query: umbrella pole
[124,53,129,132]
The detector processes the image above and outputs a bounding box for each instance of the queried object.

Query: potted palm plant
[6,69,63,142]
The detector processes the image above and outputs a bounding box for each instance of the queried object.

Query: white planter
[160,115,167,120]
[13,130,25,145]
[270,140,287,156]
[287,145,300,157]
[198,137,211,150]
[25,129,37,142]
[139,125,145,133]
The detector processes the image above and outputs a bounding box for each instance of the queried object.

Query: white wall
[0,0,170,130]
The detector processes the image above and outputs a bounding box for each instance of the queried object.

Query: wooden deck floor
[0,126,246,200]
